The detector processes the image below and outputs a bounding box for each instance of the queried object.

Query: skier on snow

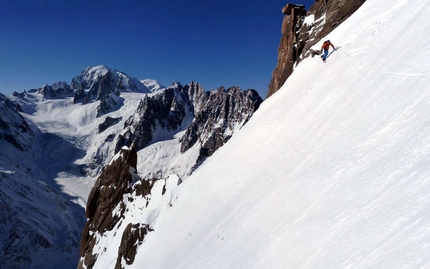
[321,40,336,62]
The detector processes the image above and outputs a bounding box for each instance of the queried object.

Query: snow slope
[123,0,430,268]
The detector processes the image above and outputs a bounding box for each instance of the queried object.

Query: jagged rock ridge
[116,82,263,174]
[267,0,366,97]
[180,85,263,166]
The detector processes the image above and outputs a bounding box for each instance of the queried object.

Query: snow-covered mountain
[71,65,150,98]
[1,64,262,268]
[78,0,430,268]
[0,93,85,268]
[141,79,165,92]
[2,0,430,267]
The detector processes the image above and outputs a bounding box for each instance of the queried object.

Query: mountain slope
[3,63,262,268]
[121,0,430,268]
[0,103,86,268]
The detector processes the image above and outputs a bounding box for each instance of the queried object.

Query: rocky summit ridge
[116,82,262,175]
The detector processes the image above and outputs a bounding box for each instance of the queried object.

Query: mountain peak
[71,65,150,114]
[82,65,114,78]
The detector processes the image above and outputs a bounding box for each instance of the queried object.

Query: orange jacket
[321,41,335,50]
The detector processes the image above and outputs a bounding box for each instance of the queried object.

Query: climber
[321,40,336,62]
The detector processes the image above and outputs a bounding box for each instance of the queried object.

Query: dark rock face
[117,85,188,152]
[78,147,139,269]
[96,94,119,118]
[267,0,366,97]
[180,86,262,168]
[0,93,34,151]
[78,147,163,269]
[98,116,122,133]
[115,223,153,269]
[38,82,73,99]
[268,4,306,98]
[116,82,263,171]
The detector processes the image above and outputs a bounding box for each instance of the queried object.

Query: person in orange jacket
[321,40,336,62]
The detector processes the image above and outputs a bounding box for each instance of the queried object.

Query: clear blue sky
[0,0,315,97]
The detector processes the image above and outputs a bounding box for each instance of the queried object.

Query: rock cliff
[267,0,366,97]
[78,146,174,269]
[78,147,141,269]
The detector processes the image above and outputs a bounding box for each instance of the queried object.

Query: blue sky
[0,0,315,97]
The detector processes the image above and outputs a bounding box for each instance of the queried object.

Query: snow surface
[303,14,315,26]
[115,0,430,268]
[141,79,166,92]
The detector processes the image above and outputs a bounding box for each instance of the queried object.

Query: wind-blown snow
[141,79,165,92]
[303,14,315,26]
[121,0,430,268]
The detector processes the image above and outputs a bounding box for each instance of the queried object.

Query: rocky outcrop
[78,146,175,269]
[78,147,140,269]
[180,85,262,168]
[117,84,188,153]
[267,0,366,97]
[267,4,306,98]
[78,146,184,268]
[38,81,73,98]
[98,116,122,134]
[115,223,153,269]
[0,93,34,151]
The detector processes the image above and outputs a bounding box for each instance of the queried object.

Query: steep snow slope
[127,0,430,268]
